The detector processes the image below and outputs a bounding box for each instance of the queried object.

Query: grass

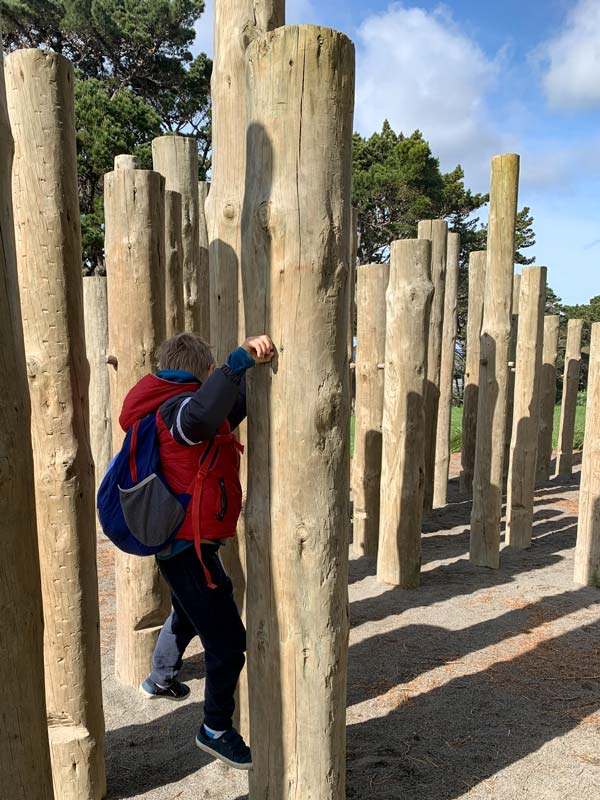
[351,393,587,457]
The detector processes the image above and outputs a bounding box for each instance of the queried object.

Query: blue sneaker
[139,677,190,701]
[195,725,252,770]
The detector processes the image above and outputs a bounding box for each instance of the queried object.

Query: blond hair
[157,333,215,381]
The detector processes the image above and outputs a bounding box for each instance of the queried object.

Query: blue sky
[193,0,600,305]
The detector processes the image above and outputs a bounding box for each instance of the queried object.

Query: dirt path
[99,456,600,799]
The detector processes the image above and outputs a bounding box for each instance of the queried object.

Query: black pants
[151,543,246,730]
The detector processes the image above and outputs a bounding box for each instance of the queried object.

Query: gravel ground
[99,455,600,799]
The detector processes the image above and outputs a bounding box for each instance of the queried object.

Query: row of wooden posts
[2,24,599,800]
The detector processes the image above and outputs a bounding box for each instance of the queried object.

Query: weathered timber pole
[83,275,112,513]
[351,263,389,558]
[556,318,584,477]
[164,189,184,336]
[0,35,55,800]
[114,154,140,170]
[574,322,600,586]
[433,231,459,507]
[206,0,285,363]
[104,167,170,687]
[6,48,106,799]
[506,266,547,548]
[417,219,447,513]
[377,240,433,588]
[536,315,560,482]
[243,25,354,799]
[470,154,520,568]
[460,250,486,494]
[152,135,208,338]
[503,273,521,479]
[198,179,209,336]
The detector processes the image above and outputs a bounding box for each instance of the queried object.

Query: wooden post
[506,266,547,548]
[83,275,112,513]
[351,263,389,558]
[377,240,433,588]
[104,167,171,687]
[574,322,600,586]
[503,273,521,479]
[164,189,184,336]
[556,319,584,477]
[114,154,140,170]
[243,25,354,799]
[152,135,209,338]
[348,207,358,369]
[460,250,486,494]
[0,35,54,800]
[433,231,459,507]
[6,48,106,799]
[536,315,560,482]
[470,154,520,568]
[417,219,447,513]
[198,179,209,337]
[206,0,284,363]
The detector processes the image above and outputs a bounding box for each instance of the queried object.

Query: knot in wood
[223,202,236,221]
[257,201,271,231]
[26,356,41,379]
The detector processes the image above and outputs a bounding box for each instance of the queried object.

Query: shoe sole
[195,737,253,771]
[139,685,190,702]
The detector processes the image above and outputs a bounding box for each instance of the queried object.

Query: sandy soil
[98,455,600,799]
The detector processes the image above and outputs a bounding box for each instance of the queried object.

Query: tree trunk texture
[506,267,546,548]
[243,25,354,799]
[83,275,112,526]
[104,167,171,688]
[433,231,459,508]
[114,154,140,170]
[152,136,208,338]
[460,250,486,494]
[503,273,521,480]
[0,36,55,800]
[6,48,106,800]
[206,0,285,737]
[417,219,447,514]
[556,319,584,477]
[377,240,433,588]
[470,154,520,569]
[164,189,184,336]
[198,179,210,332]
[351,263,389,558]
[536,315,560,482]
[574,322,600,586]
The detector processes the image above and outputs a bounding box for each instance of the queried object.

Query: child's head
[158,333,215,382]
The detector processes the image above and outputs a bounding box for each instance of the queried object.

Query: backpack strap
[190,434,244,589]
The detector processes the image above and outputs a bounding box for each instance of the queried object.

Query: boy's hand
[242,335,275,364]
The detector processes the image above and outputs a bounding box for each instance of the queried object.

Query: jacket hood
[119,373,200,431]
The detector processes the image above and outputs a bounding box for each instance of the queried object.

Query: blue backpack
[97,413,190,555]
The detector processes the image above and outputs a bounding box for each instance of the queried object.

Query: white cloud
[354,3,510,188]
[538,0,600,110]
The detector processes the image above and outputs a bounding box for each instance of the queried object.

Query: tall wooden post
[556,319,584,477]
[152,135,208,338]
[6,48,106,799]
[0,35,54,800]
[164,189,184,336]
[243,25,354,799]
[104,167,171,687]
[536,315,560,482]
[198,179,209,337]
[433,231,459,507]
[504,273,521,479]
[460,250,486,494]
[83,275,112,511]
[574,322,600,586]
[417,219,447,513]
[470,154,520,568]
[377,240,433,588]
[351,263,389,558]
[506,267,547,548]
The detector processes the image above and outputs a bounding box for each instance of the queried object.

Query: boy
[118,331,274,770]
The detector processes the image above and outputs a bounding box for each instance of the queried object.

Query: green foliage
[1,0,211,269]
